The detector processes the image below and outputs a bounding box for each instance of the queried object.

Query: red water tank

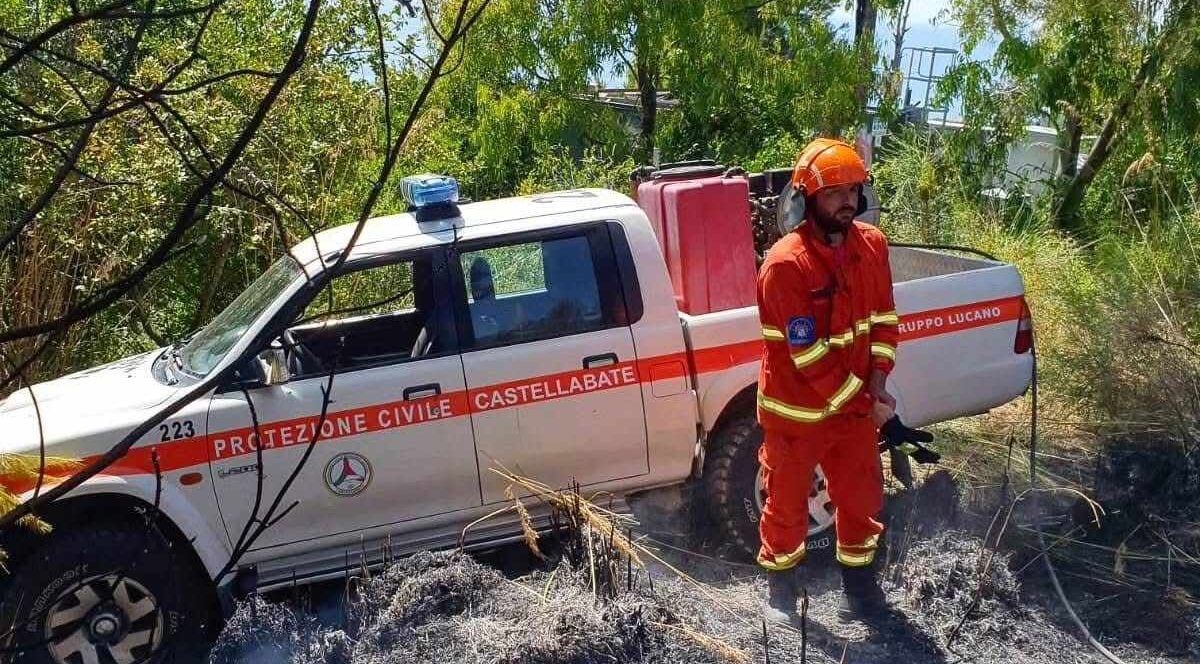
[636,172,757,315]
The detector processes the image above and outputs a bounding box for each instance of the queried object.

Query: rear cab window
[452,225,627,349]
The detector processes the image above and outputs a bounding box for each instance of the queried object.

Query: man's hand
[868,369,895,408]
[868,368,896,426]
[871,400,894,428]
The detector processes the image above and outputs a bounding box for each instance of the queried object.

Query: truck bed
[890,246,999,282]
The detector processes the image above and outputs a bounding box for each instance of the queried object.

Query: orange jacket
[756,220,898,433]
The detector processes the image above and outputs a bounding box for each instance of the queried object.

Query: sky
[829,0,999,120]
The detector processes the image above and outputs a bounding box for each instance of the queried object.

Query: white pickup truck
[0,169,1033,664]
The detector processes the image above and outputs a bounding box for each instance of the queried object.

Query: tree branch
[0,0,140,78]
[0,0,328,531]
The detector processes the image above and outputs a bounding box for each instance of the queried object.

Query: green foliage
[876,128,1200,430]
[941,0,1200,234]
[515,146,635,196]
[1,0,398,379]
[656,1,864,163]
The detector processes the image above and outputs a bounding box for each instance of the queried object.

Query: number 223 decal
[159,420,196,442]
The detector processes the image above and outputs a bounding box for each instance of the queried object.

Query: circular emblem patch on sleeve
[787,316,816,346]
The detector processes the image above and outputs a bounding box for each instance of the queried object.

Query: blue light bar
[401,173,459,208]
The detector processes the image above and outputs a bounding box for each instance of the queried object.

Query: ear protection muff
[855,173,872,216]
[777,182,806,236]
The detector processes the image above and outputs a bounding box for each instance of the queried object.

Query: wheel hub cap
[44,573,164,664]
[88,611,121,641]
[755,464,836,537]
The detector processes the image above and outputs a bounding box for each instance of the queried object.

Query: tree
[1055,0,1200,230]
[657,0,868,162]
[943,0,1200,234]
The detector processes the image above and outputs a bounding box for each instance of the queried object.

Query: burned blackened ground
[210,471,1197,664]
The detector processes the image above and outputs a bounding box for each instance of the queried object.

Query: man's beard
[812,207,856,235]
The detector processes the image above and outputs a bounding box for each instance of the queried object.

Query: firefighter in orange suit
[756,138,930,623]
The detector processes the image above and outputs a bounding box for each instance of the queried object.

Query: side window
[301,262,415,321]
[458,230,621,348]
[285,253,451,375]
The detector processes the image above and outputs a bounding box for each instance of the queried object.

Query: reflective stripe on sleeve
[870,342,896,361]
[762,325,786,341]
[791,341,829,368]
[775,311,899,351]
[757,373,864,424]
[827,374,864,411]
[870,310,899,325]
[827,329,855,347]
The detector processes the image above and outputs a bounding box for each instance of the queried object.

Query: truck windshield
[180,257,304,376]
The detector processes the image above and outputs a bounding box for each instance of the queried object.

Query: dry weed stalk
[485,467,760,657]
[505,485,545,560]
[651,620,751,664]
[489,467,641,566]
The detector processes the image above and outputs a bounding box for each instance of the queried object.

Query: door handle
[582,353,619,369]
[403,383,442,400]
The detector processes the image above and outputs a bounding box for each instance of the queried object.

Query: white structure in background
[937,120,1071,198]
[869,45,1088,200]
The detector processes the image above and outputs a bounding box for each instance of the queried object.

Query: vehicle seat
[542,238,600,326]
[468,256,504,341]
[410,261,440,358]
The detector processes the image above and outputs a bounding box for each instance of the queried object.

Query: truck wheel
[704,413,837,561]
[0,521,215,664]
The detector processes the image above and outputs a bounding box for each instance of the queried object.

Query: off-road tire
[704,413,836,562]
[0,521,215,664]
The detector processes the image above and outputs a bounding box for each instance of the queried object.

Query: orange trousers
[757,413,884,570]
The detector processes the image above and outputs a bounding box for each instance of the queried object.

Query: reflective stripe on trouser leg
[757,428,821,570]
[821,413,886,568]
[757,542,806,571]
[837,534,880,567]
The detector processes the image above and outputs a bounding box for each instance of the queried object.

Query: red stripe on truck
[7,295,1028,490]
[209,391,470,461]
[468,361,640,413]
[897,296,1023,342]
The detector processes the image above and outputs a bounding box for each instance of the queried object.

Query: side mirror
[257,346,290,386]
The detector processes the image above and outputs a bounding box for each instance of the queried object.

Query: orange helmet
[790,138,868,195]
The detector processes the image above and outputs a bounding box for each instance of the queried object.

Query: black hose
[1028,347,1128,664]
[888,242,1000,262]
[895,238,1126,661]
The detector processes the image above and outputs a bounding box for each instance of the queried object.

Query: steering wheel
[281,328,323,375]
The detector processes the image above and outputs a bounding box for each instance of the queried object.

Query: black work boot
[838,564,889,621]
[762,568,800,625]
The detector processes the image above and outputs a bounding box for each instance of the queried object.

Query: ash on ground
[211,549,752,664]
[209,524,1192,663]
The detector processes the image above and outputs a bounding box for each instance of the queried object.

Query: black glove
[880,415,940,464]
